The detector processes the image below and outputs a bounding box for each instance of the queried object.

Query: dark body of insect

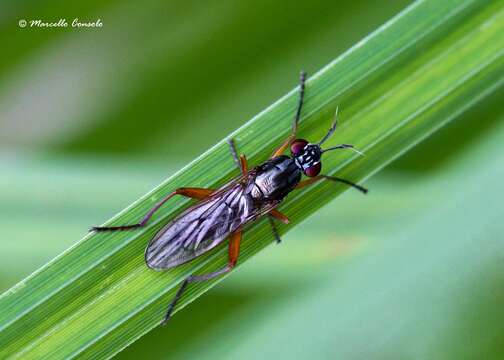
[145,156,300,269]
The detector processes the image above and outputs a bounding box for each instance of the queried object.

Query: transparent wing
[145,180,277,270]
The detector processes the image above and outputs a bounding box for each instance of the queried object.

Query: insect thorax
[248,156,301,201]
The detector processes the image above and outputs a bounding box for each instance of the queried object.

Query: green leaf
[1,0,502,358]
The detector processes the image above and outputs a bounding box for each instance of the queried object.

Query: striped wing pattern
[145,180,276,270]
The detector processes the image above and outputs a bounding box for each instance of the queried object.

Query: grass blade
[1,0,502,358]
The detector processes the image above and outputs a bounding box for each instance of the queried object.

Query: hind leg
[91,187,214,232]
[162,229,242,325]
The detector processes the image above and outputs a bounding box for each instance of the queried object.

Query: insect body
[144,157,294,271]
[92,71,367,324]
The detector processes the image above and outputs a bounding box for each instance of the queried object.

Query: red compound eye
[304,162,321,177]
[290,139,308,155]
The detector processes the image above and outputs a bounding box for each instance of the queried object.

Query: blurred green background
[1,0,503,358]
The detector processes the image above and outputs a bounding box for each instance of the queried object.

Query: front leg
[271,71,307,158]
[296,175,368,194]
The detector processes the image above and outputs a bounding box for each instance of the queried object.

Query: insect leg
[91,187,214,232]
[268,209,289,244]
[227,138,248,176]
[227,138,240,169]
[295,175,368,194]
[162,230,242,325]
[268,216,282,244]
[269,209,290,224]
[239,155,248,176]
[271,71,307,158]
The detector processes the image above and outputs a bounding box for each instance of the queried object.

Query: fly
[92,71,368,324]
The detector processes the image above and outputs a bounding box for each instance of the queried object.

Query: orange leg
[91,187,215,232]
[163,229,243,324]
[227,229,242,267]
[271,136,295,158]
[295,177,320,190]
[228,139,249,176]
[271,71,307,158]
[239,154,248,176]
[269,209,290,224]
[296,175,368,194]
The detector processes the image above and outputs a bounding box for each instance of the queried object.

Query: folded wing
[145,181,262,270]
